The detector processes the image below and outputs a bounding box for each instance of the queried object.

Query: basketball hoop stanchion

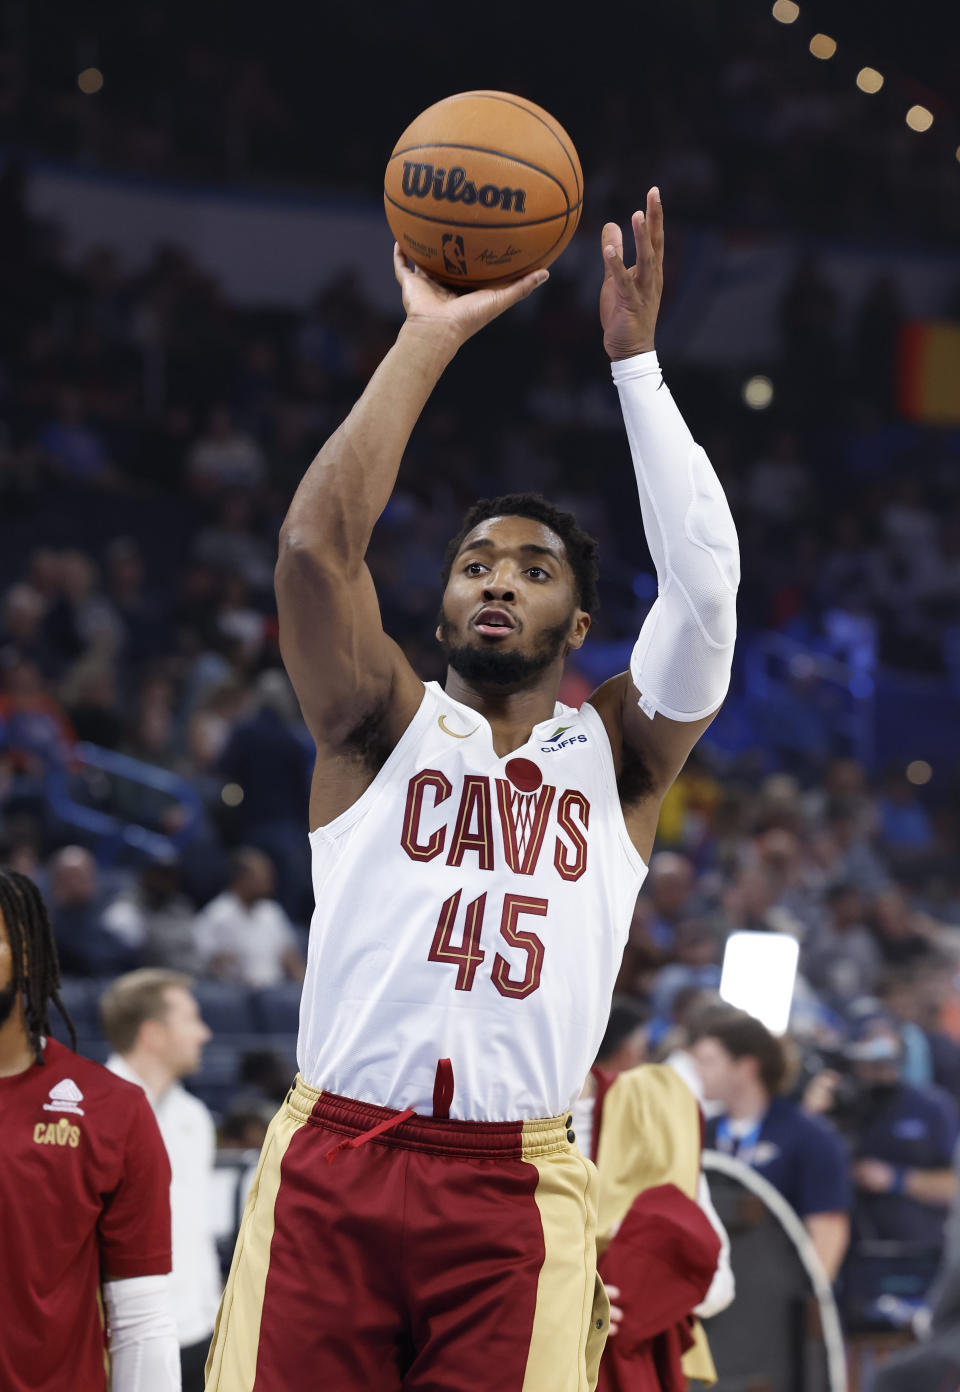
[702,1150,849,1392]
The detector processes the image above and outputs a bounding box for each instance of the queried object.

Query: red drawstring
[325,1106,416,1164]
[433,1058,454,1119]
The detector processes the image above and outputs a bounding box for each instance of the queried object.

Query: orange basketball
[384,90,583,289]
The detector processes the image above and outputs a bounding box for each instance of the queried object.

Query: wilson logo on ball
[401,162,527,214]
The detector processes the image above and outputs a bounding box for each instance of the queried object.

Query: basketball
[384,90,583,289]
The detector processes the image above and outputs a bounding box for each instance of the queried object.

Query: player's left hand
[604,1283,624,1337]
[600,187,664,361]
[853,1158,897,1193]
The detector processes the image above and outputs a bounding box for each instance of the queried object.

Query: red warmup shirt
[0,1037,172,1392]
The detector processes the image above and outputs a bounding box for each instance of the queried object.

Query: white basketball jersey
[297,681,647,1121]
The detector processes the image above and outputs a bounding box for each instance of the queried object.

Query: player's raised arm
[275,249,549,759]
[588,190,740,839]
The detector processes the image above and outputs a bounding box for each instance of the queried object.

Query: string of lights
[769,0,957,162]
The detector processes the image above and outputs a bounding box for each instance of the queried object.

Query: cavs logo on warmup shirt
[33,1117,81,1147]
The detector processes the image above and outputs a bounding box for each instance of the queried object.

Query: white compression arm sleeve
[103,1275,182,1392]
[613,351,739,722]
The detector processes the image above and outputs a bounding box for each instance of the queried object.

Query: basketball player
[0,869,181,1391]
[208,189,740,1391]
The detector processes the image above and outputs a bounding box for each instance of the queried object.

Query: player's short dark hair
[441,493,600,615]
[689,1006,787,1096]
[100,969,194,1054]
[0,868,76,1062]
[596,996,650,1064]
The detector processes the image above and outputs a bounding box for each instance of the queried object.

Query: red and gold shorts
[206,1075,608,1391]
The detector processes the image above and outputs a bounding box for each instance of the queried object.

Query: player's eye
[465,561,487,575]
[527,566,549,580]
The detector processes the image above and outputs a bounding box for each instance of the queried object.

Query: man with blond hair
[102,970,221,1391]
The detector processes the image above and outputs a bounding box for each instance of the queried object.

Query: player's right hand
[393,243,548,347]
[604,1283,623,1337]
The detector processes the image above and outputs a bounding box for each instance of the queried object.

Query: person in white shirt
[194,847,305,988]
[101,969,222,1391]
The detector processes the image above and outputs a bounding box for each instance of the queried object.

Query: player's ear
[567,609,591,651]
[435,624,442,643]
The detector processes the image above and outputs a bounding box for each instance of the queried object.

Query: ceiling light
[855,68,884,94]
[906,105,934,132]
[743,376,774,409]
[77,67,104,95]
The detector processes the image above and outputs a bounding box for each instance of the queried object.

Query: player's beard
[437,608,572,689]
[0,986,17,1029]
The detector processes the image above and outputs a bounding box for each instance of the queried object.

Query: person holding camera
[803,1010,958,1248]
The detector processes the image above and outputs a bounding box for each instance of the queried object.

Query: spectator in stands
[60,656,125,749]
[195,846,304,987]
[186,403,266,494]
[803,882,882,1009]
[44,550,123,667]
[218,1100,273,1152]
[872,1131,960,1392]
[813,798,890,898]
[37,387,114,486]
[192,491,274,595]
[239,1046,297,1106]
[805,1011,958,1249]
[217,669,311,918]
[104,537,172,668]
[47,845,140,976]
[691,1007,851,1280]
[904,954,960,1104]
[102,853,202,973]
[640,851,700,955]
[876,767,939,878]
[715,860,805,940]
[0,658,75,780]
[101,969,221,1392]
[871,885,939,966]
[0,582,56,676]
[649,922,722,1025]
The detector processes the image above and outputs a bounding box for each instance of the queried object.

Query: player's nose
[482,579,516,602]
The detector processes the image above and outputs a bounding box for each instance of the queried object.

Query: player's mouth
[472,607,517,639]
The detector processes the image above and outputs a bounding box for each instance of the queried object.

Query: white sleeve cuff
[610,350,661,383]
[104,1275,182,1391]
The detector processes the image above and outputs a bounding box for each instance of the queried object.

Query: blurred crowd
[1,5,960,1355]
[3,0,959,248]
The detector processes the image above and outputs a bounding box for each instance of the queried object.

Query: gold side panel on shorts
[520,1123,606,1392]
[205,1100,306,1391]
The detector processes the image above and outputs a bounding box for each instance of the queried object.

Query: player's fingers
[393,242,418,287]
[605,1285,621,1299]
[601,220,624,281]
[647,186,664,264]
[603,240,636,298]
[631,209,655,278]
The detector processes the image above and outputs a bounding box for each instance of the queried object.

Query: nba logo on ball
[385,91,583,289]
[442,234,467,277]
